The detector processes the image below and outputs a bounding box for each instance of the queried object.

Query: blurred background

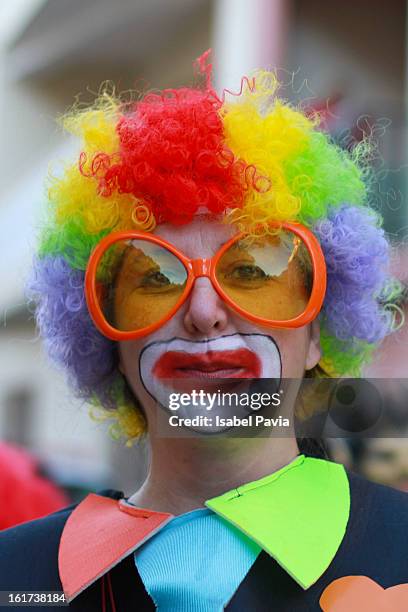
[0,0,407,527]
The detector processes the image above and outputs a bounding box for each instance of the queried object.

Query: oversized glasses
[85,223,326,341]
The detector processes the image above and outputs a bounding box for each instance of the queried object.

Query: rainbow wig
[28,53,401,443]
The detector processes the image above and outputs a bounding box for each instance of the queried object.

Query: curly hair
[27,55,402,444]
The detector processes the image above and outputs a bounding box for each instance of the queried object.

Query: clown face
[118,217,321,430]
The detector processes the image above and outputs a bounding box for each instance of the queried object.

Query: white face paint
[139,333,282,432]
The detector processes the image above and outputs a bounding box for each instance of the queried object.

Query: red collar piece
[58,494,172,602]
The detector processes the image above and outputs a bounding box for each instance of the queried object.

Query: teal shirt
[134,507,261,611]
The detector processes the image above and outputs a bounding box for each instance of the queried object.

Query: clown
[1,53,407,611]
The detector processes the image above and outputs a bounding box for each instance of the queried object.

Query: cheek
[275,330,310,377]
[118,339,146,396]
[118,320,182,394]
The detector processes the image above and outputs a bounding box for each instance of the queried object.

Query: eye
[229,264,267,281]
[141,270,171,288]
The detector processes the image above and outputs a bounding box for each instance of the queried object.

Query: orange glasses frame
[85,222,327,341]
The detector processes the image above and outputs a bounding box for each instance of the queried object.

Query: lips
[153,348,261,379]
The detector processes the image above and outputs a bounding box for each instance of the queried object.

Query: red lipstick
[153,348,261,380]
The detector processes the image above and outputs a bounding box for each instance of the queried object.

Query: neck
[128,435,299,515]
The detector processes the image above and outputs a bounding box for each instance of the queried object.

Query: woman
[1,54,407,611]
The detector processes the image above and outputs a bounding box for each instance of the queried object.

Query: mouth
[153,348,261,380]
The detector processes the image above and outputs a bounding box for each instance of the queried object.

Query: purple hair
[27,256,118,405]
[314,205,392,346]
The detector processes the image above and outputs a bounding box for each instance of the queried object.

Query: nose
[183,277,229,335]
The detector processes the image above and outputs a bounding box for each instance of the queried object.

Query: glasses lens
[215,231,313,322]
[95,239,188,332]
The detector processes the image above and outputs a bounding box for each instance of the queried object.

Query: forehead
[152,217,237,258]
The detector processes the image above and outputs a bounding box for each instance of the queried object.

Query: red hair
[82,85,254,225]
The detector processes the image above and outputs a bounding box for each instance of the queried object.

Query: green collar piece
[205,455,350,590]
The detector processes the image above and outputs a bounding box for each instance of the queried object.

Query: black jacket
[1,471,407,611]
